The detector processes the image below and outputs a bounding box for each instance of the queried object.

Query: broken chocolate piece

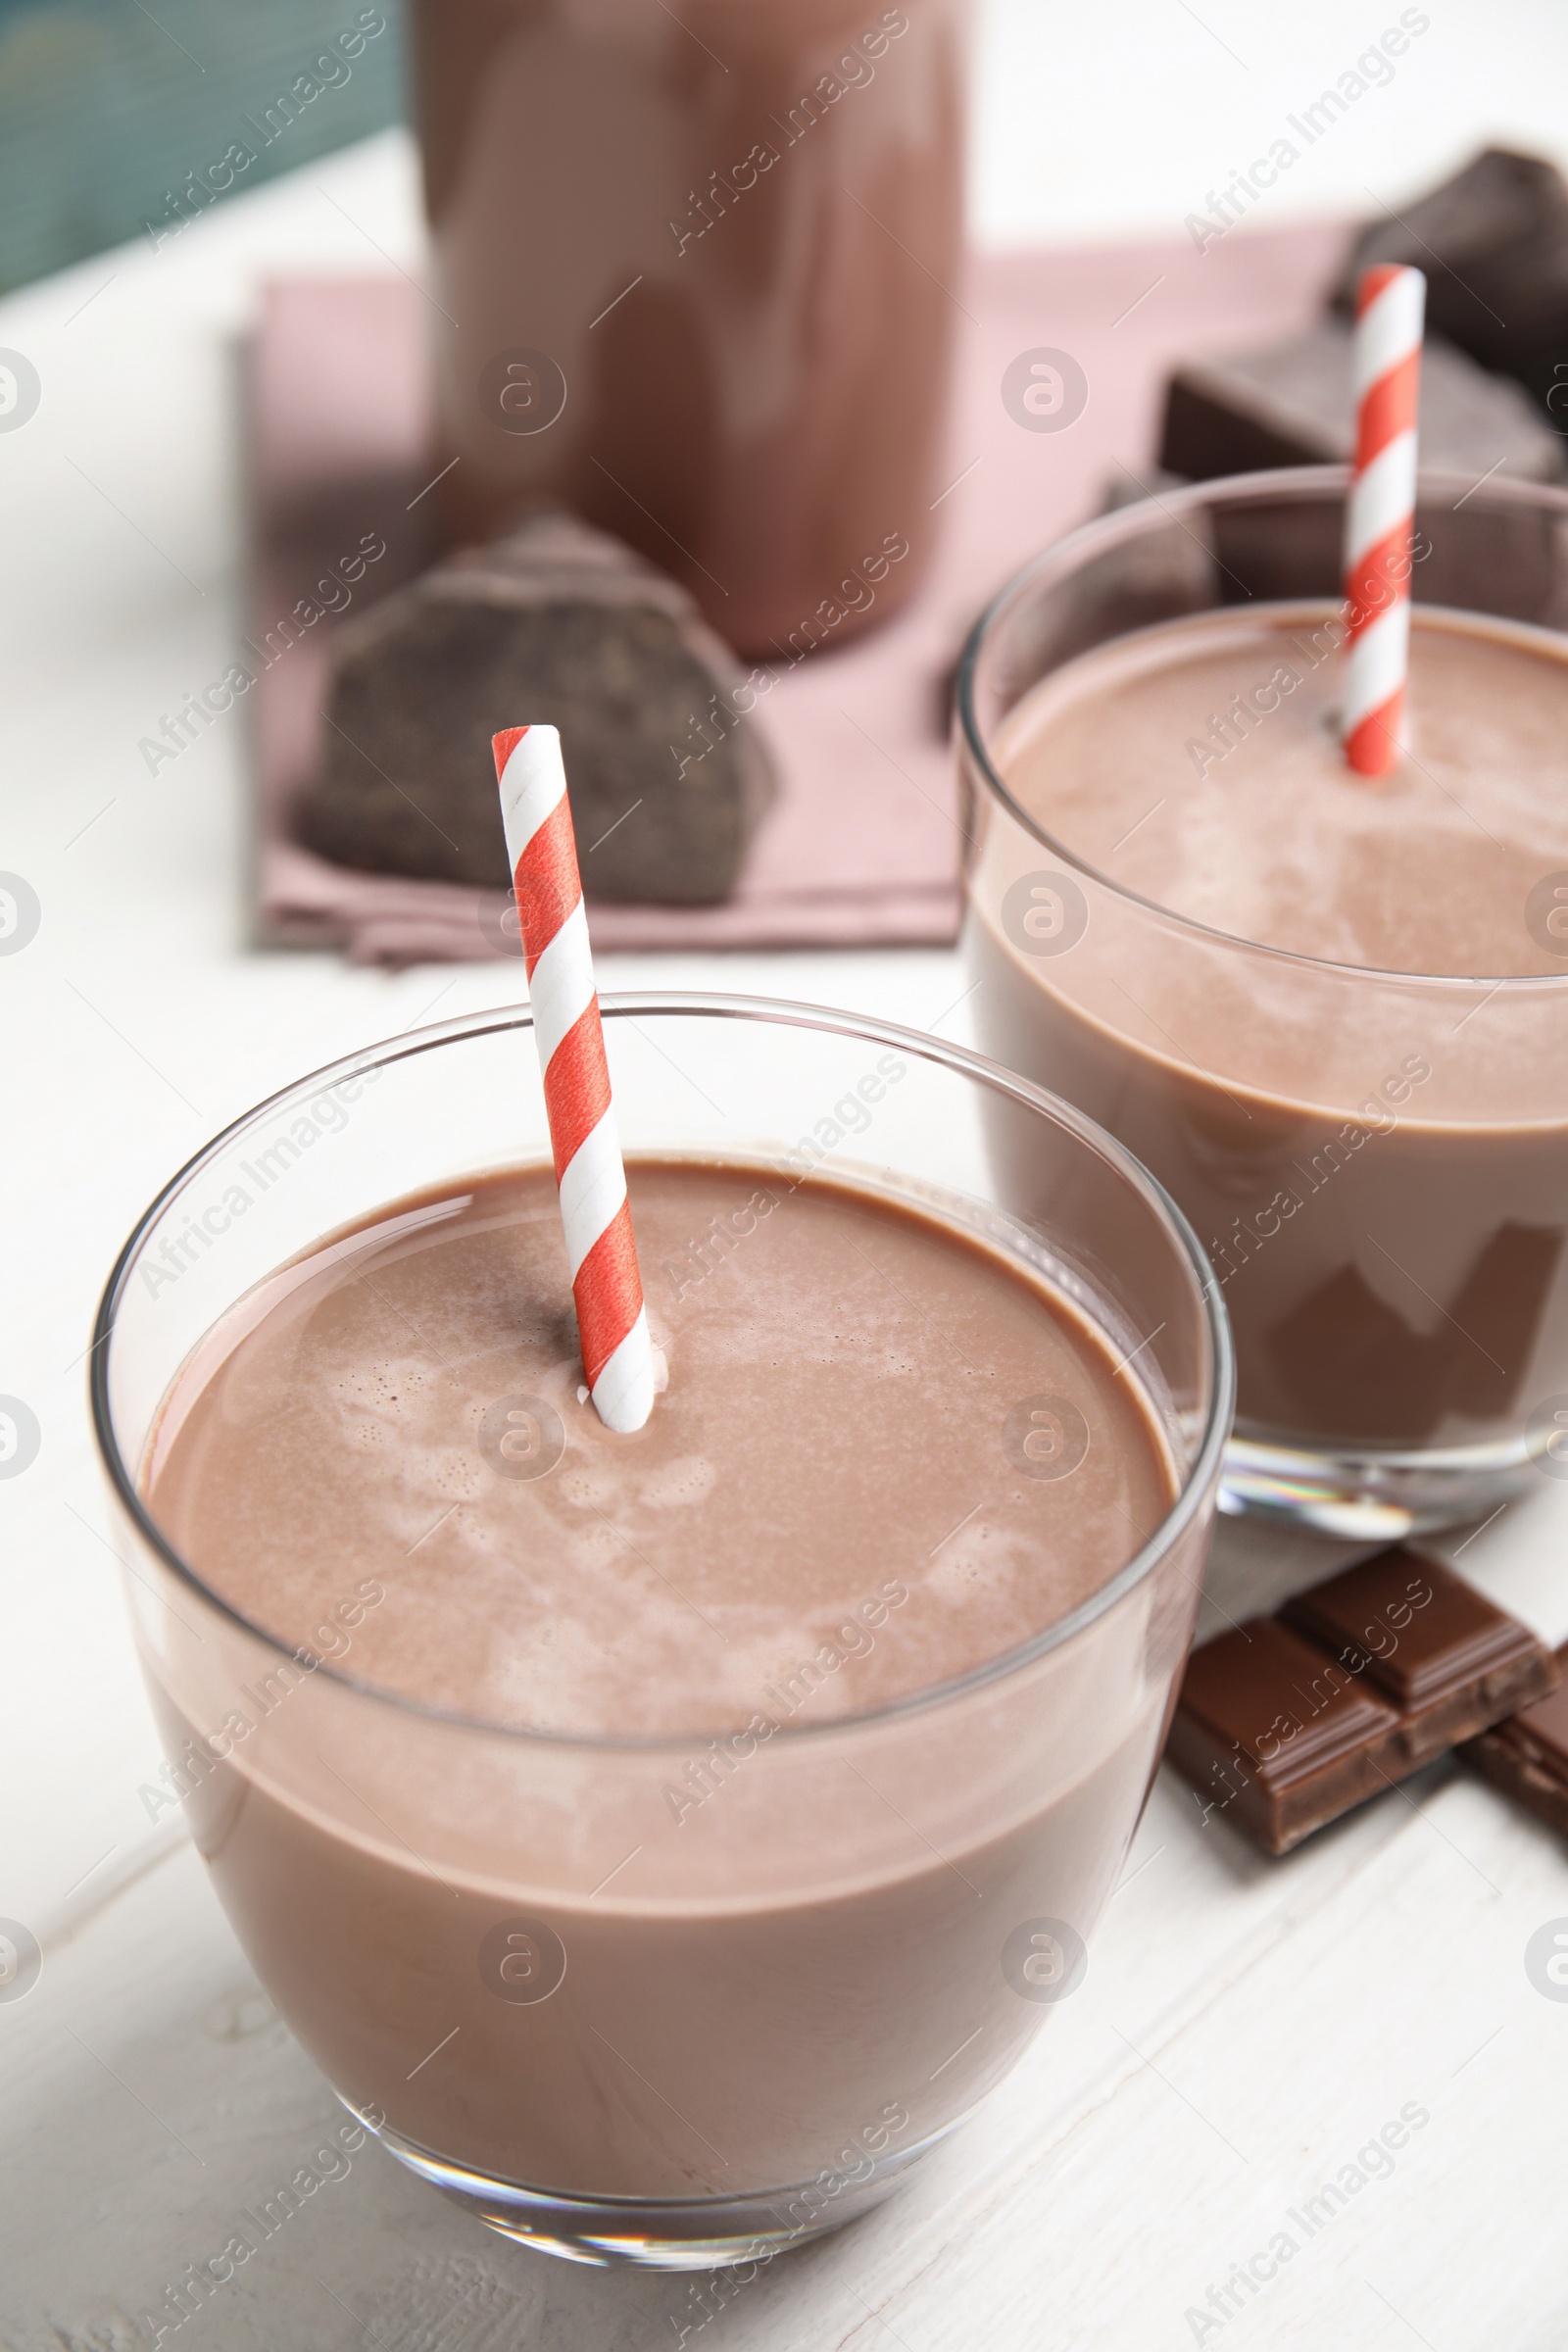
[1158,321,1566,617]
[1331,148,1568,422]
[1159,319,1564,484]
[1459,1643,1568,1838]
[1168,1619,1402,1855]
[294,512,776,906]
[1282,1548,1555,1766]
[1200,480,1567,631]
[1168,1544,1558,1854]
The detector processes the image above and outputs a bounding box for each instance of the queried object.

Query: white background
[975,0,1568,244]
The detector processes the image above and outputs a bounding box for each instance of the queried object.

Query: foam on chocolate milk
[997,603,1568,978]
[136,1160,1186,2202]
[146,1160,1174,1737]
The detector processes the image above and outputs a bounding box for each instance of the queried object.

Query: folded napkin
[250,222,1345,963]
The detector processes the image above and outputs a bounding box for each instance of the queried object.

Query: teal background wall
[0,0,408,293]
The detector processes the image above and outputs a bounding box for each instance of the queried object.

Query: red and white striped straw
[1341,263,1425,777]
[492,724,654,1434]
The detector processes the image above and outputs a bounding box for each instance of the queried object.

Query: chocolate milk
[968,604,1568,1452]
[413,0,966,656]
[141,1161,1185,2200]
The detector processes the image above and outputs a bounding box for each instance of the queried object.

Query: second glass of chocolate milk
[961,467,1568,1541]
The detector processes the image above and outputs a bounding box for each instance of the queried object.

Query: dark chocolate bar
[1459,1643,1568,1838]
[1331,148,1568,421]
[295,510,776,906]
[1170,1619,1403,1853]
[1168,1546,1557,1854]
[1282,1550,1554,1766]
[1159,320,1564,484]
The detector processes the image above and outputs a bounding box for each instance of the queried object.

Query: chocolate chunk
[1159,319,1564,484]
[1167,1545,1558,1854]
[1205,490,1566,632]
[1459,1644,1568,1838]
[1168,1619,1402,1855]
[1158,321,1566,618]
[1282,1549,1555,1766]
[1331,148,1568,422]
[294,512,776,906]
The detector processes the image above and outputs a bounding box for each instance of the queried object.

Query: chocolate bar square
[1168,1546,1559,1855]
[1159,320,1564,485]
[1167,1619,1402,1855]
[1332,148,1568,420]
[1459,1647,1568,1838]
[1282,1549,1558,1767]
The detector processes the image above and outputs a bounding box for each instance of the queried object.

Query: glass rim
[90,991,1235,1754]
[956,460,1568,993]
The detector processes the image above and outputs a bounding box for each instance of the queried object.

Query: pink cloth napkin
[250,222,1347,963]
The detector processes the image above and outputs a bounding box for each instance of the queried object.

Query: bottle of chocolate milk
[412,0,967,656]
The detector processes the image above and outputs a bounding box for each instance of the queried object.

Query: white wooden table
[6,77,1568,2352]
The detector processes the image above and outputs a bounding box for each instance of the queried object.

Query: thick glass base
[1220,1430,1539,1541]
[352,2105,950,2270]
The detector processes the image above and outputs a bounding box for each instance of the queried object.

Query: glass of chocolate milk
[412,0,967,655]
[92,996,1229,2268]
[960,466,1568,1541]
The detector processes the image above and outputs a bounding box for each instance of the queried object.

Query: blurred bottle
[413,0,968,657]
